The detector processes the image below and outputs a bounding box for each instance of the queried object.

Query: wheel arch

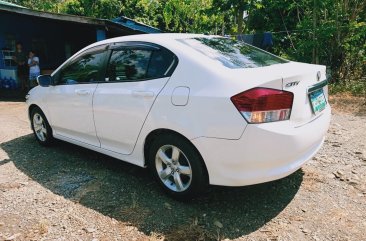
[28,104,50,126]
[143,128,209,181]
[28,104,41,120]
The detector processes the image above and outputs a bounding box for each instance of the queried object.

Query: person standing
[28,50,40,89]
[13,42,28,91]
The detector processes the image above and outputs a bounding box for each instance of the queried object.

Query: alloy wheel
[155,144,193,192]
[33,113,47,142]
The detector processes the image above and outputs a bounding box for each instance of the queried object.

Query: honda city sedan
[26,34,331,199]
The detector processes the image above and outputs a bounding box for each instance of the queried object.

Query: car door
[93,42,177,154]
[46,45,108,147]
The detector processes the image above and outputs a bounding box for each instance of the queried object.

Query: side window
[147,49,176,78]
[105,45,177,82]
[106,49,151,82]
[57,51,105,85]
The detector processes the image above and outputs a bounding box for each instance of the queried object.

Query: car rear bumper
[191,106,331,186]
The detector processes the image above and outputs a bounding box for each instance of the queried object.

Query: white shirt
[28,57,40,74]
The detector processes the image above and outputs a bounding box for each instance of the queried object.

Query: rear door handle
[75,89,91,96]
[131,91,155,98]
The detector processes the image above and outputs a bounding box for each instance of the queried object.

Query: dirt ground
[0,97,365,241]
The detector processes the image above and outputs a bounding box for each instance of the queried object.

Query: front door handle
[131,91,155,98]
[75,89,91,96]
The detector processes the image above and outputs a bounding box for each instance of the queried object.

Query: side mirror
[37,75,53,87]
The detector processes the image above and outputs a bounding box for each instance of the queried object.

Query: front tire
[30,107,54,146]
[147,134,208,200]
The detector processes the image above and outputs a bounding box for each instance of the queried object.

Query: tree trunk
[312,0,319,64]
[238,7,244,35]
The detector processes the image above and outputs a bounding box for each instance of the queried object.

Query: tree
[7,0,366,85]
[61,0,123,19]
[246,0,366,83]
[212,0,251,35]
[120,0,166,30]
[8,0,60,12]
[162,0,222,33]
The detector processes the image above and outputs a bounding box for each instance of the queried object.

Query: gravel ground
[0,99,365,241]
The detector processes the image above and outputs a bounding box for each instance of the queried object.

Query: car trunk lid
[225,62,328,125]
[280,62,328,125]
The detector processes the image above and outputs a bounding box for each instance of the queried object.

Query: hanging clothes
[237,32,274,51]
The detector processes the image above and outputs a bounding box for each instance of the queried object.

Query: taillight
[231,88,293,123]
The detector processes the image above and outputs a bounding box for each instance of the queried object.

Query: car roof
[94,33,208,46]
[82,33,222,54]
[52,34,219,75]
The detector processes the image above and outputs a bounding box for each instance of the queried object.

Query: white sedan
[26,34,331,199]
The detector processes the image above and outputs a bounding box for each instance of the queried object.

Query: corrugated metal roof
[112,16,162,33]
[0,0,25,8]
[0,1,161,34]
[0,3,106,26]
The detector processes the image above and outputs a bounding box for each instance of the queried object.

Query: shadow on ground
[1,134,303,239]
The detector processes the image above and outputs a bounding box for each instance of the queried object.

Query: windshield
[179,37,288,69]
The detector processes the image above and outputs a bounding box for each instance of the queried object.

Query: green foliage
[127,0,165,29]
[60,0,123,19]
[161,0,223,33]
[7,0,61,11]
[329,80,366,97]
[246,0,365,93]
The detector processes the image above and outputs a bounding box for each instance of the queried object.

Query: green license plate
[309,88,327,114]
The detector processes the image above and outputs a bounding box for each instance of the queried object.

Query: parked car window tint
[106,49,151,82]
[179,37,288,69]
[57,51,105,85]
[146,49,176,78]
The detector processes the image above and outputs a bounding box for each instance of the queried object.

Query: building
[0,0,160,96]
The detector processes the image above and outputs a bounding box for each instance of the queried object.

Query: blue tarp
[238,32,274,51]
[111,16,161,34]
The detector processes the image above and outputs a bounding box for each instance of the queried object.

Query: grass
[328,79,366,115]
[163,218,221,241]
[329,80,366,97]
[328,92,366,116]
[38,220,49,235]
[119,192,222,241]
[120,192,151,225]
[120,193,220,241]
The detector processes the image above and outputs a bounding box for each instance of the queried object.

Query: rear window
[178,37,288,69]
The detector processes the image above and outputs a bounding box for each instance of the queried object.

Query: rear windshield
[178,37,288,69]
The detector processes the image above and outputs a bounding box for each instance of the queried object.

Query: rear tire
[30,107,54,146]
[147,134,208,200]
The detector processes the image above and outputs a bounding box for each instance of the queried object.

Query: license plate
[309,88,327,114]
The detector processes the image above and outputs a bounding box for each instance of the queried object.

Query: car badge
[317,71,321,82]
[285,81,300,88]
